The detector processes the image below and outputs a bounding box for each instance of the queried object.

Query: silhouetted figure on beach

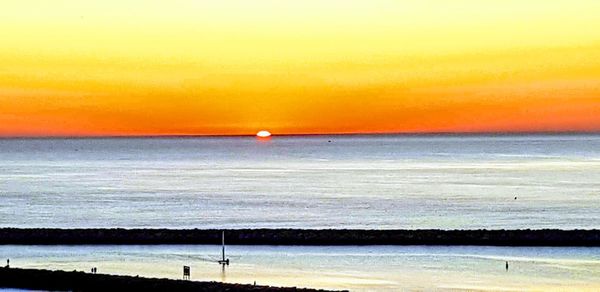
[506,261,509,271]
[5,259,8,268]
[183,266,190,280]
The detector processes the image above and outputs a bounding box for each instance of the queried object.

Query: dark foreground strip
[0,267,339,292]
[1,229,599,246]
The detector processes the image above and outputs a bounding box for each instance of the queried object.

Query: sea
[1,134,600,291]
[1,134,599,229]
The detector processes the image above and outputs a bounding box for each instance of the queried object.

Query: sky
[1,0,600,136]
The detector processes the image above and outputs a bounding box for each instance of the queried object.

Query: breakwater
[1,229,599,246]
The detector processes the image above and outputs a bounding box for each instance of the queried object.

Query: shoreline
[0,267,339,292]
[1,228,599,246]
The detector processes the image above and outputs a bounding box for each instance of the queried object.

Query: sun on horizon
[256,130,272,138]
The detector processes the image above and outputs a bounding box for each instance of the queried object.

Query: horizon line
[1,130,599,139]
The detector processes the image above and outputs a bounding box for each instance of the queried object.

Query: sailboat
[217,231,230,265]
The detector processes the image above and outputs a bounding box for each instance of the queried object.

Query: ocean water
[2,245,600,291]
[1,134,599,229]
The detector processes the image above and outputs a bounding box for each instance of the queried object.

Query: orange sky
[1,0,600,136]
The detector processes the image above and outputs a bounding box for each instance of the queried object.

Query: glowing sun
[256,130,272,138]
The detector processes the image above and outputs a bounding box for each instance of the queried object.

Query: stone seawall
[1,228,599,246]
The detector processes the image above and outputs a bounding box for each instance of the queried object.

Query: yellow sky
[1,0,600,136]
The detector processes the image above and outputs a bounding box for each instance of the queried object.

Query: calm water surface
[1,245,600,291]
[1,135,599,229]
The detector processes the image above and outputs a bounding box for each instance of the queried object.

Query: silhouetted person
[5,259,8,268]
[506,261,509,271]
[183,266,190,280]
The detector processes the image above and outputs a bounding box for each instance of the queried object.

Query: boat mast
[218,231,229,265]
[222,231,225,262]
